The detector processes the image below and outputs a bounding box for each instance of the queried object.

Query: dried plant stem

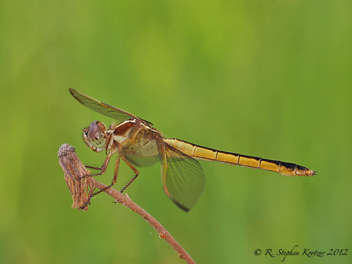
[58,144,196,264]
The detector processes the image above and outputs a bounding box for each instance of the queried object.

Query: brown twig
[58,144,196,264]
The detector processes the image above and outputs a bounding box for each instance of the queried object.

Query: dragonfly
[69,88,316,211]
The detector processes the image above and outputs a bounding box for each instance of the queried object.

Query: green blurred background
[1,1,351,263]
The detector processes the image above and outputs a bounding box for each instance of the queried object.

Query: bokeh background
[1,1,351,263]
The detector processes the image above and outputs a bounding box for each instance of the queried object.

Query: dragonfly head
[83,121,107,152]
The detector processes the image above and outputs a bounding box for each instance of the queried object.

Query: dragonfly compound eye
[87,121,106,148]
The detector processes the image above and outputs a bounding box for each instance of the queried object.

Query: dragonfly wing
[69,88,153,125]
[161,144,205,211]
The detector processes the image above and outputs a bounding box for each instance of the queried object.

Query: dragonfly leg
[80,154,121,209]
[91,154,121,195]
[120,156,139,193]
[85,165,103,171]
[78,152,112,180]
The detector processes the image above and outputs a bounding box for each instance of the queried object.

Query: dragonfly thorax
[83,121,107,152]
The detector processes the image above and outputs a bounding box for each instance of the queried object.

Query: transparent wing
[162,144,206,211]
[123,140,161,167]
[69,88,153,126]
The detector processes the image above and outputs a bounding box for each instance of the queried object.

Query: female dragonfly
[69,89,316,211]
